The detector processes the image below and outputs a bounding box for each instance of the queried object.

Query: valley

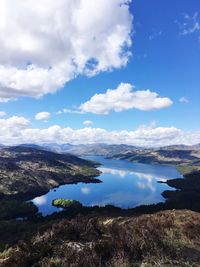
[0,144,200,266]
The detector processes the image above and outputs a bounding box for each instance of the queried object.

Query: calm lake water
[32,156,182,216]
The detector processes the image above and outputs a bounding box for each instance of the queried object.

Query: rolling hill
[0,146,100,200]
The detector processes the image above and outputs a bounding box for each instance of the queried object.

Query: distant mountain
[18,143,47,150]
[42,143,75,153]
[42,143,138,156]
[5,143,200,166]
[160,144,200,150]
[160,145,192,150]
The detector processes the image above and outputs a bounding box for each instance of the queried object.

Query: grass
[2,210,200,267]
[0,247,16,260]
[177,165,200,175]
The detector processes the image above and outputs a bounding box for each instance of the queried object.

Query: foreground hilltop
[0,146,100,200]
[1,210,200,267]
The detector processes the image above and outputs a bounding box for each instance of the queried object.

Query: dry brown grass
[1,210,200,267]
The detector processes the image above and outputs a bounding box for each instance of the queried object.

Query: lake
[32,156,182,215]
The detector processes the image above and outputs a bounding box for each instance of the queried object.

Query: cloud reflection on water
[81,186,91,195]
[100,167,168,193]
[99,167,127,177]
[32,195,47,206]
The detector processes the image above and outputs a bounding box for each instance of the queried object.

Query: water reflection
[100,167,127,178]
[32,195,47,206]
[100,167,168,193]
[81,186,91,195]
[31,156,181,215]
[100,167,168,182]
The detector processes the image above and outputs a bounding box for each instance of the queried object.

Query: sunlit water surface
[31,156,182,215]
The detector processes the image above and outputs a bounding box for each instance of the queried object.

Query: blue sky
[0,0,199,146]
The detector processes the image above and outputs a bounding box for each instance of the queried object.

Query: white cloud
[179,96,189,103]
[0,111,6,117]
[63,108,84,114]
[0,0,132,102]
[79,83,173,114]
[0,116,29,129]
[0,116,199,147]
[55,108,84,115]
[178,12,200,37]
[83,120,93,125]
[0,116,30,144]
[35,112,51,121]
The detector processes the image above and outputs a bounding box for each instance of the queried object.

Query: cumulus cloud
[35,112,51,121]
[0,116,30,144]
[0,116,199,147]
[0,116,29,129]
[179,96,189,103]
[0,0,132,102]
[79,83,173,114]
[83,120,93,125]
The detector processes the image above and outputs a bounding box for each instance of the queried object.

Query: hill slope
[111,146,200,166]
[0,146,100,200]
[1,210,200,267]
